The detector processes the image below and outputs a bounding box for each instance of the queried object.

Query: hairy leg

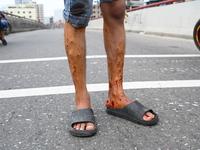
[64,22,94,130]
[101,1,154,121]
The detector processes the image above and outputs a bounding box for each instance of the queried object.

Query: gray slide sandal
[68,108,97,137]
[106,101,159,126]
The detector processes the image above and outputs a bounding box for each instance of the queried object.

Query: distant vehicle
[193,17,200,51]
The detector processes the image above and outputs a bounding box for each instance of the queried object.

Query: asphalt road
[0,29,200,150]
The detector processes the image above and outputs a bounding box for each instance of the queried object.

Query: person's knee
[103,10,124,26]
[111,10,125,22]
[101,2,125,24]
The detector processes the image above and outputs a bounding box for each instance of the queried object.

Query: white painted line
[0,57,67,64]
[1,54,200,64]
[125,54,200,58]
[0,80,200,98]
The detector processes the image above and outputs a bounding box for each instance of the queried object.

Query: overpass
[2,0,199,38]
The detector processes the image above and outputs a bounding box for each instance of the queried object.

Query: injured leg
[101,1,156,122]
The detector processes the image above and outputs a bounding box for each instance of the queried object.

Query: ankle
[75,105,91,110]
[75,95,91,110]
[106,96,132,108]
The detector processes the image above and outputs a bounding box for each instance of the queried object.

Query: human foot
[106,97,156,122]
[0,38,7,45]
[72,99,95,131]
[72,106,95,131]
[69,108,97,137]
[106,100,158,126]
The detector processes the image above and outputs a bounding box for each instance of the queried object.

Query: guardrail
[91,0,186,20]
[127,0,182,12]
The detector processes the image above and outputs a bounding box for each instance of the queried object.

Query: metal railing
[90,0,186,20]
[127,0,184,12]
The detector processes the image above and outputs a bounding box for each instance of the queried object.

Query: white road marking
[1,54,200,64]
[1,55,200,98]
[0,80,200,98]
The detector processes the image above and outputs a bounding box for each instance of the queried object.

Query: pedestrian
[63,0,159,137]
[0,12,7,45]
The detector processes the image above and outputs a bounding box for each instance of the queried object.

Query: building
[7,2,37,20]
[35,4,44,22]
[90,0,102,19]
[7,1,44,23]
[91,4,102,19]
[15,0,32,5]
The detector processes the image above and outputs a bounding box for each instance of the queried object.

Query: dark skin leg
[0,31,5,40]
[101,0,154,121]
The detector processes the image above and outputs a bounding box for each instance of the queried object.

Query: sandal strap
[123,101,153,119]
[69,108,96,127]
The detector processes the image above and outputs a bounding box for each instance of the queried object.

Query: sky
[0,0,64,17]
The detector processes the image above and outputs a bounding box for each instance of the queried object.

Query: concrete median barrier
[4,14,50,33]
[88,0,200,39]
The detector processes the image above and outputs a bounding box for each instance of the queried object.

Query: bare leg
[101,0,154,121]
[64,22,94,130]
[0,31,5,40]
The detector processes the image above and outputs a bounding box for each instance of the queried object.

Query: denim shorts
[63,0,115,28]
[0,20,5,31]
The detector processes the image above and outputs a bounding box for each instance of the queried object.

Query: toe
[73,123,94,130]
[80,123,86,130]
[146,112,154,118]
[143,115,153,121]
[143,112,155,121]
[86,123,95,130]
[75,123,81,130]
[72,124,77,129]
